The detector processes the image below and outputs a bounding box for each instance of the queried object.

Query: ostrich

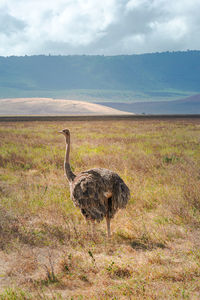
[59,129,130,238]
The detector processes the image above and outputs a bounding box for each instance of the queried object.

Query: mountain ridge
[0,51,200,101]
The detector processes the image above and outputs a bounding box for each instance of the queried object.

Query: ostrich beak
[58,130,64,134]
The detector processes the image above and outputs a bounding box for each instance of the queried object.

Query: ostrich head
[58,129,70,141]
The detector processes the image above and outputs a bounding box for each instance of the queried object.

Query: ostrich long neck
[64,135,76,182]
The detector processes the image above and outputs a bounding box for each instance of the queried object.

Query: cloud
[0,11,26,36]
[0,0,200,56]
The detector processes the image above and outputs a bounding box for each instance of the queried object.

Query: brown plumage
[59,129,130,238]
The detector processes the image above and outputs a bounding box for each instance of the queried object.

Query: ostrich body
[59,129,130,238]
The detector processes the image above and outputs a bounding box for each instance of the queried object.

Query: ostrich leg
[91,220,96,238]
[106,215,111,238]
[86,220,96,238]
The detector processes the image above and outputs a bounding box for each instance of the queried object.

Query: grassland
[0,118,200,299]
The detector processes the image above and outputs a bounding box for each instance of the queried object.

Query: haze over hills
[98,94,200,115]
[0,51,200,103]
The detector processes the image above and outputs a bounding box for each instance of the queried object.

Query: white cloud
[150,18,188,40]
[0,0,200,56]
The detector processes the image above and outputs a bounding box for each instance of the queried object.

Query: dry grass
[0,118,200,299]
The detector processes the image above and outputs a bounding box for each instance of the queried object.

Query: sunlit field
[0,118,200,299]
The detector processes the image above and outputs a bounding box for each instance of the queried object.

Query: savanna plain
[0,118,200,299]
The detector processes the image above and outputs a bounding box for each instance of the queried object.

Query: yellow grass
[0,118,200,299]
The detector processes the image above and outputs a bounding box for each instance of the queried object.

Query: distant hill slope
[0,51,200,101]
[0,98,132,115]
[97,94,200,114]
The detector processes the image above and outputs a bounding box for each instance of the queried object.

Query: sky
[0,0,200,56]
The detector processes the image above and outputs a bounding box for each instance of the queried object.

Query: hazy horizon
[1,49,199,58]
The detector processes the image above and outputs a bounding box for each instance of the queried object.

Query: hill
[97,94,200,114]
[0,98,132,115]
[0,51,200,101]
